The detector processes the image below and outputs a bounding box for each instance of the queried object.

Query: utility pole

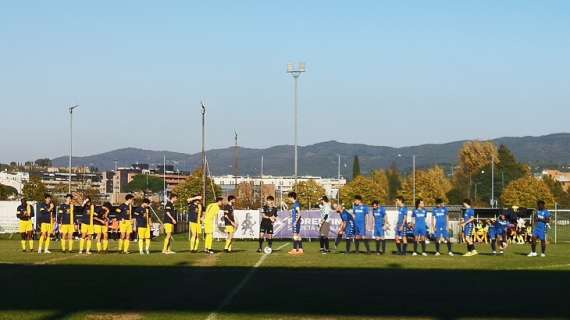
[261,155,264,177]
[68,105,79,194]
[201,102,207,203]
[287,62,306,190]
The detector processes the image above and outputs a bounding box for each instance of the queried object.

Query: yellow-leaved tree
[340,175,388,205]
[501,176,555,208]
[399,166,452,206]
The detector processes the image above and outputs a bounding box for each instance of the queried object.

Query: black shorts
[260,220,274,234]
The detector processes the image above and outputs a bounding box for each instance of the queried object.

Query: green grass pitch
[1,235,569,320]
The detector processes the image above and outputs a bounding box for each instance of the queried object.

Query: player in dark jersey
[37,194,55,254]
[163,194,178,254]
[79,197,95,255]
[258,196,278,253]
[187,195,203,253]
[16,198,35,252]
[58,194,75,253]
[93,202,111,253]
[223,196,237,253]
[135,198,152,255]
[116,194,135,254]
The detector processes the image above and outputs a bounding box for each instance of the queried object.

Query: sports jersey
[463,208,475,227]
[187,203,200,223]
[535,210,551,231]
[164,201,176,224]
[16,204,34,221]
[432,207,448,229]
[117,203,133,221]
[497,218,509,234]
[134,207,151,228]
[291,201,301,233]
[223,204,235,226]
[37,202,54,224]
[340,210,355,237]
[261,205,278,224]
[412,209,428,230]
[373,206,386,238]
[58,204,75,225]
[320,203,331,222]
[353,204,369,236]
[81,205,95,225]
[397,207,408,227]
[93,207,107,226]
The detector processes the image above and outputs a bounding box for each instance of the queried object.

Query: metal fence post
[554,202,558,245]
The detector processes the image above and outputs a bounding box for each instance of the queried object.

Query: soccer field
[1,235,569,320]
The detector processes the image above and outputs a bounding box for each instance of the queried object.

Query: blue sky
[1,1,569,162]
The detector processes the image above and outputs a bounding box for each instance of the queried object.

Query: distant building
[0,171,29,193]
[41,170,101,193]
[542,169,570,191]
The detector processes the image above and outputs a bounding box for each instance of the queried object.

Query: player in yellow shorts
[187,195,203,253]
[16,198,35,252]
[79,197,95,255]
[116,194,135,254]
[135,198,152,255]
[162,194,178,254]
[204,197,224,255]
[93,202,111,253]
[58,194,76,253]
[223,195,238,253]
[37,194,55,254]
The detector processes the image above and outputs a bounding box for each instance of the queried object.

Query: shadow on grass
[1,264,569,319]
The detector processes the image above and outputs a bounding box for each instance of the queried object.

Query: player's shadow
[1,264,569,320]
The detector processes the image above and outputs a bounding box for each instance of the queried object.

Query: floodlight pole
[201,102,207,203]
[287,63,306,191]
[68,105,79,194]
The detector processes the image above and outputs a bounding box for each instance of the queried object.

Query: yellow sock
[145,239,151,251]
[28,239,33,250]
[45,237,51,251]
[225,238,230,250]
[79,239,85,252]
[194,237,200,251]
[38,236,44,251]
[163,237,169,252]
[103,240,109,251]
[138,240,144,252]
[61,239,66,251]
[205,234,213,250]
[86,239,92,252]
[118,239,123,252]
[21,240,26,251]
[68,239,73,251]
[124,240,130,253]
[96,242,102,252]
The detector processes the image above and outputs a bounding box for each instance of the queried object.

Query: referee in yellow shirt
[204,197,224,255]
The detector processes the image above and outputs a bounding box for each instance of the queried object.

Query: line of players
[16,191,551,257]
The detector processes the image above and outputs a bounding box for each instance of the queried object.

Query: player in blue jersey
[431,199,453,256]
[394,196,409,255]
[489,214,508,255]
[353,195,371,254]
[372,200,389,255]
[412,199,428,256]
[337,204,356,254]
[528,200,551,257]
[288,192,304,255]
[460,199,478,256]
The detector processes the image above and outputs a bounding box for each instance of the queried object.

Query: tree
[34,158,52,167]
[126,174,165,194]
[352,155,361,179]
[173,169,222,207]
[399,166,452,206]
[543,175,570,207]
[340,175,387,205]
[0,184,18,200]
[386,163,402,201]
[293,179,326,209]
[501,176,555,208]
[22,176,47,201]
[235,182,260,209]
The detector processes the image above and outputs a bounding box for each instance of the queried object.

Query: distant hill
[51,133,570,177]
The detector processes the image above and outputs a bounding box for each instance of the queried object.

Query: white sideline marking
[512,263,570,271]
[35,254,80,265]
[205,243,289,320]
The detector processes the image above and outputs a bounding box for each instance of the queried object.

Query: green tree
[34,158,52,167]
[126,174,166,194]
[0,184,18,200]
[22,176,47,201]
[543,175,570,207]
[501,176,555,208]
[293,180,326,209]
[399,166,452,206]
[352,155,361,179]
[173,169,221,207]
[386,163,402,201]
[340,175,387,205]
